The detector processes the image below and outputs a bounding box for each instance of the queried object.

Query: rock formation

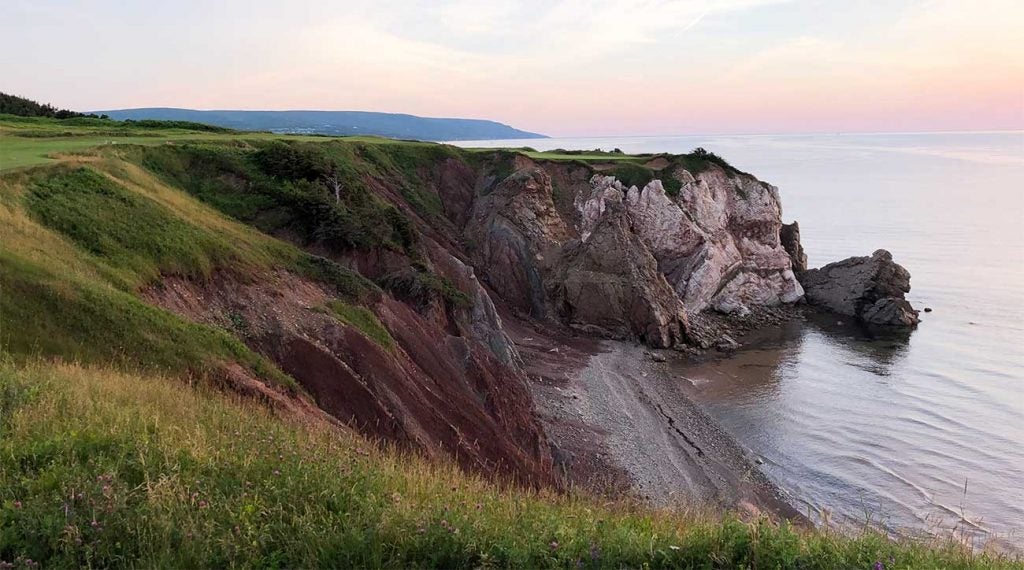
[547,197,689,348]
[780,221,808,273]
[800,249,919,327]
[465,159,806,344]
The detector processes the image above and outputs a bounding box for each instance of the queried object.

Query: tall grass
[0,360,1012,569]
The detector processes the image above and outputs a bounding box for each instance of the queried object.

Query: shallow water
[454,132,1024,548]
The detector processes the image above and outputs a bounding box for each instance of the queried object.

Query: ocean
[453,132,1024,549]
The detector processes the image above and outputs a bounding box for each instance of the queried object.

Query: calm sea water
[454,132,1024,549]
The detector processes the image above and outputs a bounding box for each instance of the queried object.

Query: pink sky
[2,0,1022,136]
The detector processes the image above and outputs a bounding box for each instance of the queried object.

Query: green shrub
[611,163,655,189]
[130,143,420,254]
[379,265,471,312]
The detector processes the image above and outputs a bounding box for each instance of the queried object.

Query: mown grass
[326,300,396,351]
[0,360,1014,569]
[0,114,390,172]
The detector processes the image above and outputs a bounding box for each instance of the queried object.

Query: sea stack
[800,249,920,327]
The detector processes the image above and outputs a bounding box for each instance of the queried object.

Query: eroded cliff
[108,141,817,488]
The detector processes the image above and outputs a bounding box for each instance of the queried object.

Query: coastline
[505,312,806,524]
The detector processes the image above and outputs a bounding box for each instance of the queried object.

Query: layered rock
[800,249,919,327]
[464,166,571,318]
[582,172,803,316]
[143,270,553,485]
[463,159,808,346]
[547,197,689,348]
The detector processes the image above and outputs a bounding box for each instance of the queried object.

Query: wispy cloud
[1,0,1020,134]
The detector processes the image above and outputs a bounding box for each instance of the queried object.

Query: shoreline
[506,312,807,524]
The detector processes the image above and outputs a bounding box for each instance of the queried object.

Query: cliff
[1,113,921,494]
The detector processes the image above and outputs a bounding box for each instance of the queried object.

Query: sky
[1,0,1022,136]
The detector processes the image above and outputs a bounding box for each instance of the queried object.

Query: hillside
[0,116,1014,568]
[93,107,547,141]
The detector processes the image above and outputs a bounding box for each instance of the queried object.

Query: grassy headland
[0,116,1016,568]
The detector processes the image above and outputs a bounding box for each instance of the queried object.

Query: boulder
[800,249,919,327]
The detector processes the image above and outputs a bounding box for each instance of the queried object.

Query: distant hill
[93,108,547,141]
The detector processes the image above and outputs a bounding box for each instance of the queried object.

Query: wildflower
[550,540,559,551]
[198,500,208,509]
[90,520,100,528]
[475,503,483,510]
[590,542,601,561]
[273,469,281,476]
[12,501,22,509]
[417,526,426,534]
[874,562,885,570]
[669,545,680,551]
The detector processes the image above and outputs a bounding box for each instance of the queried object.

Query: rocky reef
[800,249,920,327]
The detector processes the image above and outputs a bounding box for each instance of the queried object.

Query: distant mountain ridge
[92,107,547,141]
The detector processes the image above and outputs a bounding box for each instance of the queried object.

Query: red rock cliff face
[143,270,552,486]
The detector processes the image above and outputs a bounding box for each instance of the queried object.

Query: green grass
[326,300,395,351]
[25,167,241,288]
[0,360,1013,569]
[0,250,293,390]
[0,114,389,172]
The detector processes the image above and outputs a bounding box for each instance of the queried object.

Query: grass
[0,114,392,172]
[24,166,239,287]
[0,153,342,390]
[0,249,294,389]
[326,300,396,351]
[0,359,1014,569]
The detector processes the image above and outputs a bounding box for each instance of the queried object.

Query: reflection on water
[677,318,1022,551]
[457,131,1024,551]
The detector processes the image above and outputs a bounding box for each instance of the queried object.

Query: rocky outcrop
[576,172,803,317]
[464,166,571,318]
[547,197,689,348]
[780,221,808,273]
[800,249,919,327]
[462,160,808,346]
